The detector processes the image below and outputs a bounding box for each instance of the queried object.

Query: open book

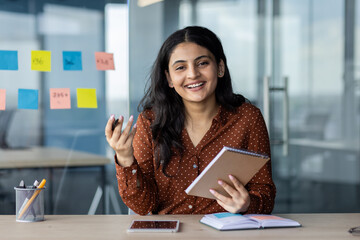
[200,212,301,231]
[185,146,269,199]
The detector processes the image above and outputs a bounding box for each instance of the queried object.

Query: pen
[18,179,46,220]
[18,180,39,215]
[21,180,40,219]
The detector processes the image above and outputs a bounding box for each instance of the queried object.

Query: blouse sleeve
[244,108,276,214]
[115,113,158,215]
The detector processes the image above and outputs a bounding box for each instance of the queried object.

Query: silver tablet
[127,220,180,233]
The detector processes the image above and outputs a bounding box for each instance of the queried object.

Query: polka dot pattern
[114,103,276,215]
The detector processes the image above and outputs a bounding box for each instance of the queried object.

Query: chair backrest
[0,109,15,148]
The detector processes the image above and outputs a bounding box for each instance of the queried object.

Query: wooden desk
[0,147,112,214]
[0,214,358,240]
[0,147,111,168]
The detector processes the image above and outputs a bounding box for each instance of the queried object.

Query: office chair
[0,109,15,212]
[0,109,15,148]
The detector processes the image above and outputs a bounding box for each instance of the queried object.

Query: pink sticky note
[0,89,6,110]
[50,88,71,109]
[95,52,115,70]
[250,215,284,220]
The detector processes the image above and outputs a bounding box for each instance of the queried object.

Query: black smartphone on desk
[127,220,180,233]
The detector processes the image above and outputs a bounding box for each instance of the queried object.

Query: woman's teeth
[187,82,204,88]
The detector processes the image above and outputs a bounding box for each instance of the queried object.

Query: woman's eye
[198,61,209,66]
[175,66,184,71]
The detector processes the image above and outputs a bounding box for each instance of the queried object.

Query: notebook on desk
[185,146,269,199]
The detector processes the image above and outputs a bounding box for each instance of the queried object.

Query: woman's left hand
[209,175,250,213]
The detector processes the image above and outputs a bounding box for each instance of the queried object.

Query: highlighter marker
[18,180,25,189]
[112,118,119,131]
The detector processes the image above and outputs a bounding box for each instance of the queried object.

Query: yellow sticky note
[77,88,97,108]
[31,50,51,72]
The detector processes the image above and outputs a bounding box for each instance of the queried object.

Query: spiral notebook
[185,146,269,199]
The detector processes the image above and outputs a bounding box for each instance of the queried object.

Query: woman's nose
[187,65,200,79]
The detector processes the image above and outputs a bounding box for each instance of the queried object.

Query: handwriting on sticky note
[0,89,6,110]
[0,50,18,70]
[63,51,82,71]
[31,50,51,72]
[95,52,115,70]
[18,89,38,110]
[50,88,71,109]
[77,88,98,108]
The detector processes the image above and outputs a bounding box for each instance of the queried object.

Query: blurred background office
[0,0,359,214]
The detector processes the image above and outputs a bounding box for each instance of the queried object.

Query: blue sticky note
[63,51,82,71]
[214,212,242,218]
[0,50,18,70]
[18,89,39,109]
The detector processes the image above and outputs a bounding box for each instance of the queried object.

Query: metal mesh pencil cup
[14,187,45,222]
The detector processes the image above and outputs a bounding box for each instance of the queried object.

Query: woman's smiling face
[165,42,224,106]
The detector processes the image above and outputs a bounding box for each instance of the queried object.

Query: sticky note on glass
[50,88,71,109]
[31,50,51,72]
[0,50,18,70]
[18,89,38,109]
[63,51,82,71]
[77,88,97,108]
[0,89,6,110]
[95,52,115,70]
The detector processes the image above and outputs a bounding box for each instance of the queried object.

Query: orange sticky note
[0,89,6,110]
[31,50,51,72]
[77,88,97,108]
[95,52,115,70]
[50,88,71,109]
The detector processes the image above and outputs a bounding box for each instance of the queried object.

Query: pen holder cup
[14,187,45,222]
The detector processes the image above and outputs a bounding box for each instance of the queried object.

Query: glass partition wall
[0,0,128,214]
[129,0,360,213]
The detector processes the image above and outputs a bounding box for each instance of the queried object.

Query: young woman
[105,26,276,215]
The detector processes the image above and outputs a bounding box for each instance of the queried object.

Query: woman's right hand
[105,114,137,167]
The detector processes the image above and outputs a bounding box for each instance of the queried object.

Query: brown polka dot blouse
[115,102,276,215]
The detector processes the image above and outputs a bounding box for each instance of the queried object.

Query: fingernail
[229,175,234,180]
[119,115,123,121]
[110,114,115,120]
[209,189,215,194]
[133,123,137,129]
[218,180,223,185]
[129,115,134,121]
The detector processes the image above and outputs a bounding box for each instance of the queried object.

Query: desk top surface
[0,213,359,240]
[0,147,112,168]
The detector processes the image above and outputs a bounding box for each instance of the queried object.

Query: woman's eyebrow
[171,55,210,66]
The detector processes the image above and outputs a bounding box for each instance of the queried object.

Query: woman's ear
[165,70,174,88]
[218,59,225,77]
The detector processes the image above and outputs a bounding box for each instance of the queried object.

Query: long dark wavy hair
[138,26,246,176]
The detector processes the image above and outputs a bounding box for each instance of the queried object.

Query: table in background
[0,213,359,240]
[0,147,113,214]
